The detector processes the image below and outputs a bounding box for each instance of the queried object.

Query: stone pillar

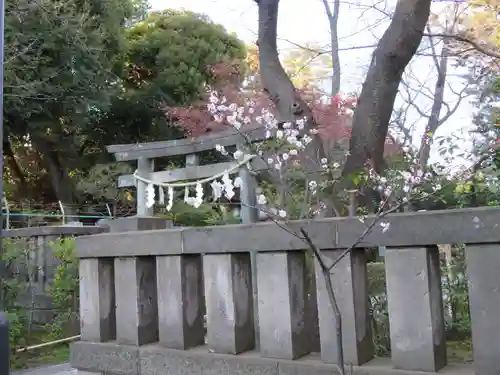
[115,256,158,345]
[307,261,321,353]
[156,255,205,349]
[79,258,116,342]
[136,157,154,217]
[385,246,446,372]
[238,158,260,351]
[257,251,310,360]
[203,253,254,354]
[315,249,373,365]
[466,244,500,375]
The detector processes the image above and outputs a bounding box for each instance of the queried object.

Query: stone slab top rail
[76,206,500,258]
[106,123,267,161]
[3,225,106,238]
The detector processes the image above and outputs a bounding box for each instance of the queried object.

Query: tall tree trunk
[419,36,450,167]
[3,139,30,198]
[256,0,327,175]
[342,0,432,175]
[34,138,77,220]
[322,0,341,96]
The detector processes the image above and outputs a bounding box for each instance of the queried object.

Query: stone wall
[71,207,500,375]
[3,225,106,326]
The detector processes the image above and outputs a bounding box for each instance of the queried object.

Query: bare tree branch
[400,78,432,119]
[300,228,345,375]
[277,37,377,54]
[425,32,500,60]
[438,82,470,125]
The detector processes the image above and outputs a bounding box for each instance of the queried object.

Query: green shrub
[0,236,78,367]
[366,246,472,356]
[367,262,390,356]
[46,237,79,340]
[160,202,240,226]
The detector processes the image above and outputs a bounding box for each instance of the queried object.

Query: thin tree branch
[424,33,500,59]
[300,227,345,375]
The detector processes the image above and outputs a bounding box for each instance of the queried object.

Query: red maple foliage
[165,61,272,136]
[165,61,399,155]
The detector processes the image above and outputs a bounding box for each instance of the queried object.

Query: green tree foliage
[5,0,143,129]
[126,10,246,104]
[472,75,499,173]
[88,10,246,150]
[3,6,246,207]
[463,0,500,51]
[282,46,332,91]
[243,43,332,91]
[4,0,146,205]
[81,10,246,202]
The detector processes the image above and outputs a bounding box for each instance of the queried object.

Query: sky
[149,0,330,45]
[148,0,478,166]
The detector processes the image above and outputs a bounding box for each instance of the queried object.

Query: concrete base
[71,341,474,375]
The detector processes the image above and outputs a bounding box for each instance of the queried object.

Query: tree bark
[322,0,341,96]
[3,139,30,198]
[418,36,450,167]
[255,0,327,176]
[34,137,77,219]
[342,0,432,175]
